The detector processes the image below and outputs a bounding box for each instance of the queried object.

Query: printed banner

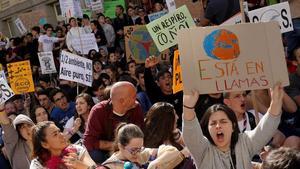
[248,2,293,33]
[59,51,93,86]
[7,60,35,94]
[72,33,98,54]
[148,10,168,22]
[177,22,289,94]
[0,78,14,105]
[15,18,27,35]
[172,50,183,94]
[38,52,57,74]
[146,5,196,52]
[124,25,170,64]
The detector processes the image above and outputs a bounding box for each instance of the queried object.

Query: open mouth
[216,131,224,142]
[241,103,245,109]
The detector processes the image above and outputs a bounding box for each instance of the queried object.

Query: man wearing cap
[0,104,35,169]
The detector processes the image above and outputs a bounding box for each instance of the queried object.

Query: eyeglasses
[124,146,145,155]
[54,95,66,103]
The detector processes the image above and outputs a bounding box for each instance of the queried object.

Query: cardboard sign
[248,2,293,33]
[174,0,204,20]
[91,0,103,12]
[146,5,196,52]
[124,25,170,64]
[59,0,83,18]
[38,52,57,74]
[14,18,27,35]
[7,61,35,94]
[148,10,168,22]
[172,50,183,94]
[72,33,98,54]
[0,78,14,105]
[177,22,289,94]
[221,13,242,25]
[59,51,93,86]
[0,71,7,82]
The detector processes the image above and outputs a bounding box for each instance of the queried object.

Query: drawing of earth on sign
[128,27,160,62]
[203,29,240,60]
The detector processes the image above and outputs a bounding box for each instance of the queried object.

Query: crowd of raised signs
[0,0,299,169]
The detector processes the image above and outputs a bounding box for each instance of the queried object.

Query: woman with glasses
[65,123,187,169]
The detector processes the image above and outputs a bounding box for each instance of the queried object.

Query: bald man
[83,82,144,163]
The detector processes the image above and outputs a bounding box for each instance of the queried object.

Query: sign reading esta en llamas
[178,22,289,94]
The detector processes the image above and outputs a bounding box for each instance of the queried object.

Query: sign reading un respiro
[146,5,195,52]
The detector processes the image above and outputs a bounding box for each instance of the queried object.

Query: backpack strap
[246,111,257,130]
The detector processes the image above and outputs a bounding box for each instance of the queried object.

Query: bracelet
[183,105,194,109]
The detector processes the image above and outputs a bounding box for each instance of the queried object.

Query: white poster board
[0,78,15,105]
[166,0,176,13]
[0,71,7,82]
[72,33,99,54]
[59,51,93,86]
[38,52,57,74]
[91,0,103,12]
[221,13,242,26]
[14,18,27,35]
[248,2,293,33]
[59,0,83,18]
[177,22,289,94]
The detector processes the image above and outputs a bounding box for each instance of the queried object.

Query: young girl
[30,121,95,169]
[182,83,284,169]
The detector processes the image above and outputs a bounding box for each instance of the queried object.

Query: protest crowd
[0,0,300,169]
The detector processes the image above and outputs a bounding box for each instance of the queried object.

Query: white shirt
[238,109,264,132]
[38,35,59,52]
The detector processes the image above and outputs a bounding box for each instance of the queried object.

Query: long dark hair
[200,104,239,167]
[30,105,50,123]
[31,121,54,166]
[144,102,182,150]
[74,93,95,133]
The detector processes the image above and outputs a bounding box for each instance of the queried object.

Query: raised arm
[246,83,283,155]
[182,90,209,167]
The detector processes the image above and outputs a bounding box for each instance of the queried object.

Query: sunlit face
[42,123,68,154]
[123,87,137,111]
[53,92,68,111]
[93,61,102,73]
[75,97,90,115]
[208,111,233,152]
[5,102,17,114]
[158,72,172,94]
[224,91,247,116]
[19,123,33,141]
[128,62,136,75]
[119,138,144,163]
[38,94,51,109]
[35,107,49,123]
[105,68,114,80]
[70,19,77,27]
[98,16,105,24]
[46,28,53,36]
[109,53,117,63]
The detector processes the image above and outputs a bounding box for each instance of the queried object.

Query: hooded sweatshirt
[183,112,281,169]
[2,114,34,169]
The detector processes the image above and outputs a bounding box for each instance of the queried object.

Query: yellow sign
[7,60,35,94]
[172,50,183,94]
[0,63,3,71]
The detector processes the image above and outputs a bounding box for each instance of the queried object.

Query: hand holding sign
[269,82,284,117]
[145,56,159,68]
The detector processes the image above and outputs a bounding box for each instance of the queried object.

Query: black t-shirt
[205,0,240,25]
